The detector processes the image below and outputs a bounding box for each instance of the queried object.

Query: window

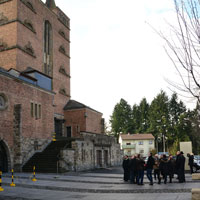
[0,96,5,108]
[139,149,144,154]
[76,125,80,134]
[38,104,41,118]
[44,21,52,76]
[149,140,153,145]
[0,94,8,111]
[126,143,131,145]
[31,102,41,119]
[31,102,34,117]
[138,141,143,145]
[35,103,38,118]
[66,126,71,137]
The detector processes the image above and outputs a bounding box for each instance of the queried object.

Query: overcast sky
[42,0,195,122]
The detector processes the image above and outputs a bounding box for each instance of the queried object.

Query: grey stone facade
[59,132,122,172]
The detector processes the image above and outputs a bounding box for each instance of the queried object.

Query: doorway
[96,150,102,167]
[54,118,63,137]
[0,141,8,172]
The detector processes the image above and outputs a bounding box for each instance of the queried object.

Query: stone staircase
[22,139,72,173]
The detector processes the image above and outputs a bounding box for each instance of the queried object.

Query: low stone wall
[60,132,122,172]
[192,173,200,180]
[59,149,75,172]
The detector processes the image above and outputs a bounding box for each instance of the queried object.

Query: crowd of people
[122,151,194,185]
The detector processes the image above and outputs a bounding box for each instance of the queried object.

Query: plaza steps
[22,139,72,173]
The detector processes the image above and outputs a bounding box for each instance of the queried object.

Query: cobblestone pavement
[0,167,198,200]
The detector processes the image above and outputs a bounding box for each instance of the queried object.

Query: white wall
[121,138,155,157]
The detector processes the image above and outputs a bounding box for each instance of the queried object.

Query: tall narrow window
[44,21,53,76]
[31,102,34,117]
[38,104,41,118]
[35,103,38,118]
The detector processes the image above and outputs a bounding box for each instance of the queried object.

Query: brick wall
[0,72,54,168]
[64,108,103,137]
[0,0,71,115]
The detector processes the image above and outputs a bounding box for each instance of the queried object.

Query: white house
[119,133,155,157]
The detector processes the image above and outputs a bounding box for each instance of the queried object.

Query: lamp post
[157,118,167,153]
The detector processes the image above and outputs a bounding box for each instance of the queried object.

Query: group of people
[122,151,192,185]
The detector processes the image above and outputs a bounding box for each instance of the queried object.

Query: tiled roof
[120,133,154,140]
[63,100,102,114]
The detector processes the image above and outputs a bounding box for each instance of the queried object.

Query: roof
[22,67,52,79]
[63,100,102,114]
[120,134,155,140]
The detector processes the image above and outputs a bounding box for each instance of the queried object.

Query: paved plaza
[0,167,198,200]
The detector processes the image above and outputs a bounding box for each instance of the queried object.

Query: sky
[43,0,196,123]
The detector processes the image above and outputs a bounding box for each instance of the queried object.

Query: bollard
[32,166,37,182]
[52,132,56,142]
[0,171,4,192]
[10,169,16,187]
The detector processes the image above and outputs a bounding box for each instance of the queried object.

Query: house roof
[120,134,154,140]
[63,100,102,114]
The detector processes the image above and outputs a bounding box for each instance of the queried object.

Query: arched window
[44,20,53,76]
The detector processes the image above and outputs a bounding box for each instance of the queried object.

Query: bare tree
[157,0,200,103]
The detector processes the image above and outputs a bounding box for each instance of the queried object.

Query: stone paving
[0,167,198,200]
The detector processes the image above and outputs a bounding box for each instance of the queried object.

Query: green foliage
[109,90,200,154]
[110,98,133,140]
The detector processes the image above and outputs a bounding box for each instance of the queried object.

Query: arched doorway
[0,141,8,172]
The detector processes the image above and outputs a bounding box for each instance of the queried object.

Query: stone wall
[60,132,122,172]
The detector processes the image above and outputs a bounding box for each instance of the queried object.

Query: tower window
[44,20,53,76]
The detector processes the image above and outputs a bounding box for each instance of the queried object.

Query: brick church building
[0,0,121,172]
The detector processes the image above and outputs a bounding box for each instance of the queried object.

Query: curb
[1,182,191,193]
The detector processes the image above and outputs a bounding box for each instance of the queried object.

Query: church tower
[0,0,71,114]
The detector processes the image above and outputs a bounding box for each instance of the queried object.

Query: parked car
[193,155,200,172]
[194,155,200,166]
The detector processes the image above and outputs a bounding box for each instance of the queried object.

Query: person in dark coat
[136,154,145,185]
[122,155,130,182]
[153,154,161,184]
[146,152,155,185]
[129,155,137,184]
[187,153,194,174]
[159,154,168,184]
[177,151,186,183]
[167,155,174,183]
[175,151,180,179]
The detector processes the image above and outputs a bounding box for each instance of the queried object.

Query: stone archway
[0,140,9,172]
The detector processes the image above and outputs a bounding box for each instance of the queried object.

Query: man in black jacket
[177,151,185,183]
[129,155,137,184]
[187,153,194,174]
[146,152,155,185]
[122,155,130,182]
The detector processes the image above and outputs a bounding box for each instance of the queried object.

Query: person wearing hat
[177,151,186,183]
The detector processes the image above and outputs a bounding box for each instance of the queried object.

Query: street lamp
[157,118,167,153]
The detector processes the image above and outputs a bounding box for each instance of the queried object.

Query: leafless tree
[158,0,200,103]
